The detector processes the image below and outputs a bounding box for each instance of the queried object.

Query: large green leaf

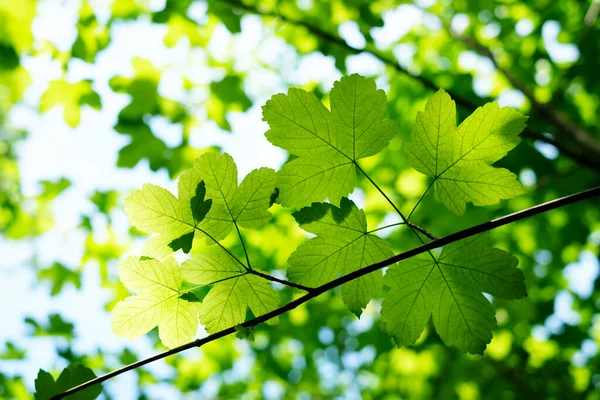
[381,233,526,354]
[111,257,200,348]
[262,74,398,208]
[404,89,527,215]
[287,198,393,316]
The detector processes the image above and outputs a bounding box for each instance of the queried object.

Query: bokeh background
[1,0,600,398]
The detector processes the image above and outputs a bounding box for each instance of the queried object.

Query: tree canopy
[1,0,599,399]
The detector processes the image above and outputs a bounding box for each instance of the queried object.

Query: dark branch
[444,24,600,171]
[221,0,600,171]
[52,185,600,399]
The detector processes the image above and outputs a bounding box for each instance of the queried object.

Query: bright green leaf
[263,74,398,208]
[381,233,526,354]
[287,198,393,316]
[404,89,527,215]
[111,257,200,348]
[39,79,101,127]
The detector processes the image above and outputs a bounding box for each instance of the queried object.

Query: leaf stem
[52,185,600,400]
[366,222,406,234]
[194,226,247,269]
[354,162,437,242]
[196,225,306,291]
[247,269,314,292]
[407,178,436,221]
[234,221,252,270]
[179,273,249,295]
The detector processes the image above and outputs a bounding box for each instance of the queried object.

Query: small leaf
[179,292,201,302]
[168,231,194,254]
[128,153,277,258]
[190,181,212,223]
[235,324,256,341]
[34,370,57,400]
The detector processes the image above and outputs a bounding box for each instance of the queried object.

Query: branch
[221,0,600,171]
[442,21,600,171]
[52,185,600,399]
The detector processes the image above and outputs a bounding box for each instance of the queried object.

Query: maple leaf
[262,74,398,208]
[287,198,394,316]
[125,151,276,256]
[380,233,526,354]
[404,89,527,215]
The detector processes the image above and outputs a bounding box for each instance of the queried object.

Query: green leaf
[287,198,393,316]
[182,248,280,333]
[191,152,278,231]
[35,365,101,400]
[207,75,252,131]
[235,324,256,341]
[262,74,398,208]
[25,314,74,338]
[0,342,26,360]
[38,262,81,296]
[168,231,194,253]
[190,181,212,223]
[207,0,242,33]
[111,257,200,348]
[128,152,277,257]
[34,370,57,400]
[39,79,101,127]
[404,89,527,215]
[381,233,526,355]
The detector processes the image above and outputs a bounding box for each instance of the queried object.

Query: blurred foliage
[0,0,599,399]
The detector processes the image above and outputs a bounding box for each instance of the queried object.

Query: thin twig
[233,221,252,270]
[407,221,438,241]
[407,179,436,220]
[52,185,600,399]
[194,225,247,269]
[367,222,406,234]
[354,162,438,243]
[248,269,314,292]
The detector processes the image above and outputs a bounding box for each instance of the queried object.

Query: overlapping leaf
[125,151,276,256]
[111,257,200,348]
[287,198,394,316]
[35,364,101,400]
[381,233,526,354]
[181,248,280,333]
[262,74,399,208]
[404,89,527,215]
